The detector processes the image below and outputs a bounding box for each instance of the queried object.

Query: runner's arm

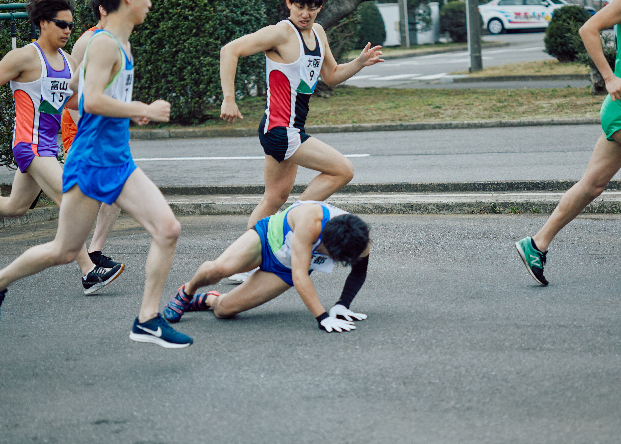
[220,24,289,122]
[70,30,95,65]
[290,212,327,318]
[335,254,369,309]
[580,0,621,100]
[316,25,383,87]
[0,46,35,87]
[82,35,168,122]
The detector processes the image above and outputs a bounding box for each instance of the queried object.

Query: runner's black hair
[98,0,122,15]
[290,0,324,8]
[27,0,74,29]
[322,214,369,267]
[91,0,101,20]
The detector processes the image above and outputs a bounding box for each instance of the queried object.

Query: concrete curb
[7,180,621,229]
[453,74,590,82]
[130,117,600,140]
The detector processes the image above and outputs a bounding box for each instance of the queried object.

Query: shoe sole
[514,242,547,286]
[83,264,125,295]
[129,332,192,348]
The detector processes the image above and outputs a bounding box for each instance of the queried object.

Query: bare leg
[0,157,95,275]
[210,271,291,318]
[88,203,121,253]
[247,156,298,229]
[290,137,354,202]
[533,133,621,252]
[0,185,100,290]
[185,230,264,295]
[114,168,181,323]
[246,138,354,229]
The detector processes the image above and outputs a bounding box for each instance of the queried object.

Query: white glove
[319,316,356,332]
[329,304,367,321]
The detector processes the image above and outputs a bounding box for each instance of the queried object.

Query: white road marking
[134,154,370,162]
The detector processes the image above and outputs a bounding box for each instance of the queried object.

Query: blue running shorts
[253,216,298,286]
[600,94,621,141]
[258,115,311,163]
[62,158,137,205]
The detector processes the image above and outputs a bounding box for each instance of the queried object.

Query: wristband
[315,312,329,323]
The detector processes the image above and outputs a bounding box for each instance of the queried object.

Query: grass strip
[195,85,602,129]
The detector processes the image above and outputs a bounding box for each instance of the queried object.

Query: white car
[478,0,569,35]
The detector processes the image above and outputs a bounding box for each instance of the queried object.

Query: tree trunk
[316,0,369,29]
[590,66,607,95]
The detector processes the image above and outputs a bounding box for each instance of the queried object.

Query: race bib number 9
[297,56,322,94]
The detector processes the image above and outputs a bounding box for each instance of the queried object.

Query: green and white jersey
[266,200,347,273]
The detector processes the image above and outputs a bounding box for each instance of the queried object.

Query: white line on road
[134,154,371,162]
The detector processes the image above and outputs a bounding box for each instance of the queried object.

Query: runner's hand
[606,75,621,101]
[329,304,367,321]
[221,99,243,123]
[319,316,355,333]
[146,100,170,122]
[358,42,384,67]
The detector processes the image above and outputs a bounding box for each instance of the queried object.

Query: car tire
[487,18,504,35]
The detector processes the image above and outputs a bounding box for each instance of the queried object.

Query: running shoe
[89,251,124,269]
[515,237,548,286]
[0,288,6,321]
[227,268,257,284]
[164,285,220,323]
[129,313,193,348]
[82,264,124,295]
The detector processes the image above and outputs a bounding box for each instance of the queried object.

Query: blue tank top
[68,30,134,167]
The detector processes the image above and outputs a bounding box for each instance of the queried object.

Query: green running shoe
[515,237,548,286]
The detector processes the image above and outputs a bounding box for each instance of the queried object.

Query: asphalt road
[1,124,606,188]
[1,213,620,443]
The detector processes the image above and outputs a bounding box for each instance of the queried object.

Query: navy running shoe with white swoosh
[129,313,193,348]
[515,237,548,286]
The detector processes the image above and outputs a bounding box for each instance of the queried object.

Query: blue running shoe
[515,237,548,286]
[129,313,193,348]
[164,285,219,323]
[0,288,6,321]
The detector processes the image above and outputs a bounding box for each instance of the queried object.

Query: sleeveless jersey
[69,30,134,166]
[266,200,348,274]
[614,24,621,77]
[263,20,324,133]
[10,42,73,150]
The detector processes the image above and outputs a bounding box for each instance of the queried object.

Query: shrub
[130,0,267,124]
[440,1,468,43]
[544,5,591,62]
[355,1,385,48]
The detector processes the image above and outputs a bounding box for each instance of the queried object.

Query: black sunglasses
[50,19,74,30]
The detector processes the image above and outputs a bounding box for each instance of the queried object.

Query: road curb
[453,74,590,82]
[7,179,621,228]
[130,117,600,140]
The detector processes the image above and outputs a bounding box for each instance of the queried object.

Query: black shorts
[258,115,311,163]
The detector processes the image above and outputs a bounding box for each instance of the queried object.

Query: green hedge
[440,1,468,43]
[356,1,385,49]
[544,5,591,63]
[130,0,266,124]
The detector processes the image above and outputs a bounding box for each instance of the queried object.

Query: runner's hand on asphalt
[329,304,367,321]
[319,316,355,333]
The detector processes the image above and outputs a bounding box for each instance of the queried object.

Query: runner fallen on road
[164,201,370,333]
[0,0,122,298]
[0,0,192,348]
[516,3,621,286]
[220,0,383,284]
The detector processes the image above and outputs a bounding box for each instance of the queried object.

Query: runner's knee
[153,216,181,246]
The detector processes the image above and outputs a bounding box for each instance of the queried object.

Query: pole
[398,0,410,48]
[466,0,482,72]
[10,13,17,50]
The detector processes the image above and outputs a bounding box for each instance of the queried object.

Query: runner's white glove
[329,304,367,321]
[317,314,355,332]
